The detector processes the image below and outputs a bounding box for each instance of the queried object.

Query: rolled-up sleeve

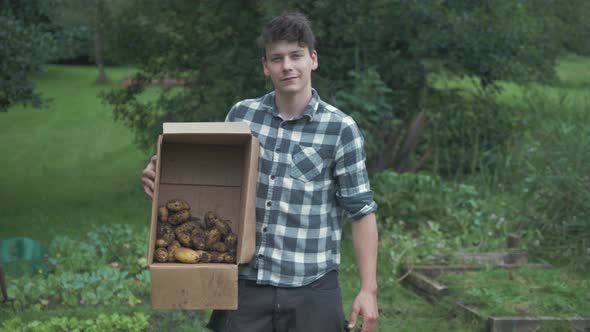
[333,117,378,220]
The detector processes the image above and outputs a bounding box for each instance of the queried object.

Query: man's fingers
[142,178,154,191]
[361,312,378,332]
[348,305,360,330]
[143,185,154,201]
[143,169,156,180]
[361,319,376,332]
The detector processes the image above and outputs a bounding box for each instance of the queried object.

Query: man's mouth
[281,76,298,81]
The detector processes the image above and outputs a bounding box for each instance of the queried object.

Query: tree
[102,0,265,151]
[0,0,65,111]
[102,0,566,173]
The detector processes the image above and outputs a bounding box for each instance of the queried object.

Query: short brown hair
[257,12,316,57]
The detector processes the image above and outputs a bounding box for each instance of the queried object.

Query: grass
[436,267,590,318]
[0,65,151,246]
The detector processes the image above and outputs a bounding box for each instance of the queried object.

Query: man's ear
[311,50,318,70]
[262,57,270,76]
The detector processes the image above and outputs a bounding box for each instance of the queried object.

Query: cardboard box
[147,122,258,309]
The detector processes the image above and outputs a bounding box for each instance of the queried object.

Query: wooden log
[411,263,552,278]
[455,302,486,323]
[451,251,528,265]
[488,316,590,332]
[507,234,521,249]
[402,270,449,298]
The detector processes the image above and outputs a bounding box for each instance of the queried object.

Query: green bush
[504,90,590,271]
[8,224,150,311]
[48,224,148,275]
[86,224,148,274]
[427,89,516,177]
[7,268,149,311]
[372,170,513,250]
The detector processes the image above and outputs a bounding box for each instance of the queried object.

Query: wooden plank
[445,251,528,265]
[411,263,552,278]
[488,316,590,332]
[456,302,487,323]
[402,270,449,298]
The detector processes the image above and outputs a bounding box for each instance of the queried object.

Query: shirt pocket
[290,145,326,182]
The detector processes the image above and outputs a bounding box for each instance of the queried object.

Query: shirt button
[270,175,276,180]
[262,226,268,233]
[258,254,263,259]
[275,148,280,152]
[266,201,272,207]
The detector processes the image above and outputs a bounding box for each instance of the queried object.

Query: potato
[157,223,174,238]
[214,219,232,236]
[166,199,191,212]
[174,248,207,264]
[191,231,207,250]
[167,240,181,262]
[211,242,228,253]
[199,252,212,263]
[190,216,207,230]
[168,210,190,225]
[154,248,169,262]
[204,211,219,229]
[206,228,222,249]
[224,233,238,250]
[223,252,236,264]
[210,252,225,263]
[156,238,168,248]
[158,206,169,223]
[175,221,201,238]
[157,223,176,244]
[177,231,192,247]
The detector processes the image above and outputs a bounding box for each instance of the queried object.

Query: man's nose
[282,57,293,71]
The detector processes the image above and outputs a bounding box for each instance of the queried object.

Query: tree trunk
[94,0,108,84]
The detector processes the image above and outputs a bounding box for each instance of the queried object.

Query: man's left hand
[348,289,378,332]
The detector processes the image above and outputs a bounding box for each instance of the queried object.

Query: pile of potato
[154,199,237,264]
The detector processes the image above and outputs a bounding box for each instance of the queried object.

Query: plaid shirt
[225,89,377,287]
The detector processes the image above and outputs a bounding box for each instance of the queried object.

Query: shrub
[372,170,513,250]
[1,312,150,332]
[504,90,590,271]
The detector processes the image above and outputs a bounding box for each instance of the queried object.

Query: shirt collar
[262,89,320,122]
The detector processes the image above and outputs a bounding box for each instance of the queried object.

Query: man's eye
[271,57,282,62]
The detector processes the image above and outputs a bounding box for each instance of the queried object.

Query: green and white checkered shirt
[226,89,377,287]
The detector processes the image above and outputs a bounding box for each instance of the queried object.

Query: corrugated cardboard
[147,122,258,309]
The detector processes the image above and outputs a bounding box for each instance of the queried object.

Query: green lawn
[0,65,150,245]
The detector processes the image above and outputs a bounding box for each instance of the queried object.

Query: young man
[142,13,379,332]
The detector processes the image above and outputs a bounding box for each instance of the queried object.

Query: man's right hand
[142,155,157,200]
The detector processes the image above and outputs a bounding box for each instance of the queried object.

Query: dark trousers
[207,270,347,332]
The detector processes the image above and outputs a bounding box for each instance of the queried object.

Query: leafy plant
[1,312,150,332]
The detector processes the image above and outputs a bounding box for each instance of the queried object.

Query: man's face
[262,40,318,95]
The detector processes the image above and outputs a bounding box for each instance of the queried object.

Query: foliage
[101,0,265,152]
[0,13,50,111]
[48,224,148,274]
[502,89,590,271]
[0,0,75,111]
[1,312,150,332]
[426,89,517,177]
[7,267,149,311]
[372,171,513,248]
[101,0,566,156]
[86,224,149,274]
